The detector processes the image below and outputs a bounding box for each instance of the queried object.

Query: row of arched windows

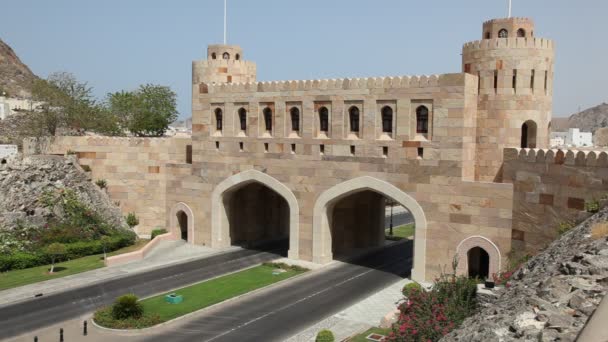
[486,28,527,39]
[214,105,430,135]
[211,52,241,60]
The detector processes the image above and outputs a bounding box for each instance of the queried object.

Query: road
[144,241,412,342]
[0,246,284,340]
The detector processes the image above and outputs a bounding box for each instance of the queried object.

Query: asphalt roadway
[0,240,412,342]
[144,241,412,342]
[0,246,283,340]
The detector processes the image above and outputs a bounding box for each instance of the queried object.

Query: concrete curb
[90,262,317,335]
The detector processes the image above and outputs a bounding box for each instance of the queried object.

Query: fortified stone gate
[27,17,568,282]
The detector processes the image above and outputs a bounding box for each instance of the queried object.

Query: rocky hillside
[553,103,608,134]
[442,209,608,341]
[0,154,127,230]
[0,38,38,98]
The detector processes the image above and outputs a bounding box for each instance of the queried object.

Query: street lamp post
[389,201,394,236]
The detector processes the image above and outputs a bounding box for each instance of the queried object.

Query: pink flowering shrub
[384,275,477,342]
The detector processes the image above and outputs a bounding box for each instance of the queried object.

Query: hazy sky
[2,0,606,119]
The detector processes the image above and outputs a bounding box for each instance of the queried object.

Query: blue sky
[2,0,606,119]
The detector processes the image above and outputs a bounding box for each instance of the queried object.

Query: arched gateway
[211,170,300,259]
[312,176,428,282]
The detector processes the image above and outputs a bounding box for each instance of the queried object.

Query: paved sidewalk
[285,278,411,341]
[0,241,236,308]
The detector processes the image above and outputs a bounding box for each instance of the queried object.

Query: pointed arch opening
[381,106,393,134]
[456,236,501,280]
[312,176,427,282]
[214,108,223,132]
[318,106,329,133]
[169,202,194,244]
[211,170,300,258]
[263,107,273,132]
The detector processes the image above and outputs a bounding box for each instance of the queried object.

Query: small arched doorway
[521,120,537,148]
[467,247,490,279]
[177,211,188,241]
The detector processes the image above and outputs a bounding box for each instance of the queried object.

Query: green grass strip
[385,223,415,239]
[0,239,149,291]
[140,264,305,322]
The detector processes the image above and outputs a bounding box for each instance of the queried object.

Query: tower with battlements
[463,18,555,181]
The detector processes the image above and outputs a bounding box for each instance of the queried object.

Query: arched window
[211,52,217,60]
[416,106,429,134]
[238,108,247,131]
[349,106,360,133]
[381,106,393,133]
[214,108,223,131]
[517,28,526,37]
[263,107,273,132]
[222,52,230,59]
[290,107,300,132]
[235,54,240,60]
[319,107,329,132]
[498,29,508,38]
[521,120,538,148]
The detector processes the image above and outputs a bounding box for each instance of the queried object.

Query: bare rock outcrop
[0,38,38,98]
[0,154,127,230]
[441,209,608,342]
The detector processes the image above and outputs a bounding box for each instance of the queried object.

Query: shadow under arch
[312,176,427,282]
[169,202,194,243]
[211,169,300,259]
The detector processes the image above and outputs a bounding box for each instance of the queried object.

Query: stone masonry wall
[23,136,191,236]
[502,148,608,253]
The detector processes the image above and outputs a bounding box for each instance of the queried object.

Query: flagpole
[508,0,512,18]
[224,0,227,44]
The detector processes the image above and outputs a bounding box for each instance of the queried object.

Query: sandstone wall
[502,148,608,253]
[172,72,515,280]
[23,136,191,235]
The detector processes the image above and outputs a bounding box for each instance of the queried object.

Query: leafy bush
[402,282,423,298]
[111,294,143,320]
[151,228,168,240]
[315,329,334,342]
[125,212,139,228]
[585,199,600,213]
[0,231,135,272]
[94,306,161,329]
[95,179,108,189]
[558,220,575,235]
[385,274,477,341]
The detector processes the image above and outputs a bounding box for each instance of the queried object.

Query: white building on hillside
[0,95,41,120]
[550,128,593,147]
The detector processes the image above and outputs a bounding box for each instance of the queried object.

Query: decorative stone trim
[169,202,195,244]
[455,235,501,278]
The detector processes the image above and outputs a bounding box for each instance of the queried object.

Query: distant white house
[550,128,593,147]
[0,95,42,120]
[0,145,18,159]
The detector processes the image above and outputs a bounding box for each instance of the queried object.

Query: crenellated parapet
[462,37,554,53]
[204,74,446,94]
[504,148,608,167]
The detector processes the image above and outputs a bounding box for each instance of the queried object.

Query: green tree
[45,242,67,273]
[25,72,121,137]
[107,84,178,137]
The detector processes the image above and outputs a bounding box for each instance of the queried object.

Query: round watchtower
[463,17,554,181]
[192,44,257,85]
